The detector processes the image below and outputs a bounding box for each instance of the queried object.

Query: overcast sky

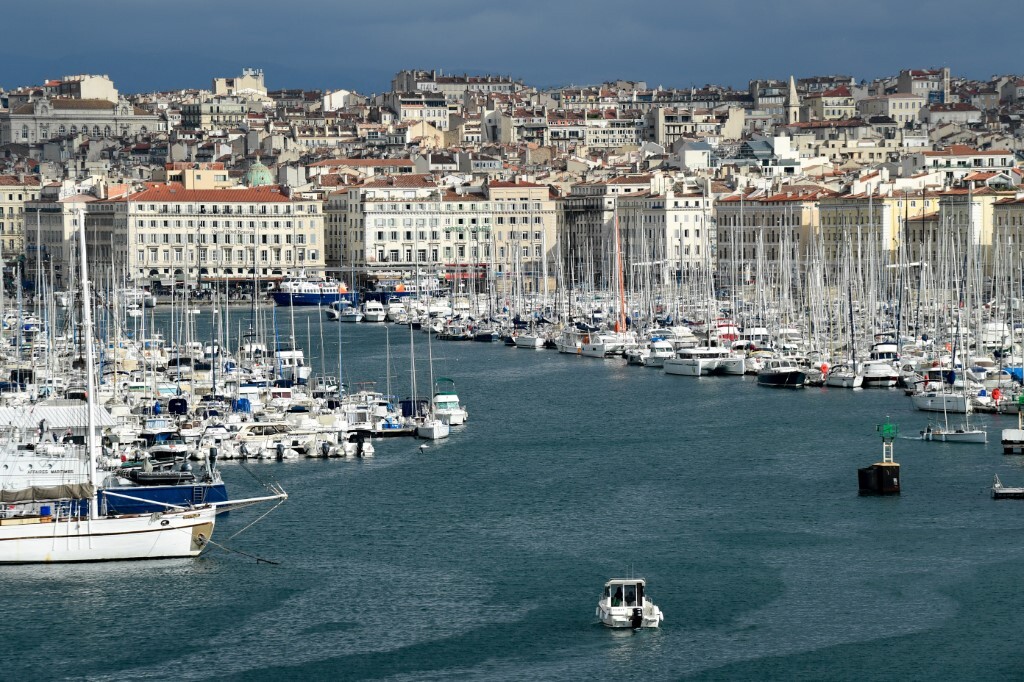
[2,1,1016,94]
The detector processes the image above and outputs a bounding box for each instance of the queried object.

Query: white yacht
[580,331,636,358]
[596,578,664,629]
[664,347,743,376]
[431,378,468,425]
[361,300,387,323]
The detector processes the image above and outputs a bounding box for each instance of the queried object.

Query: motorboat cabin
[596,578,664,629]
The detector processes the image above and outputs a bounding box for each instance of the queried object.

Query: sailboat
[825,242,863,388]
[920,313,986,444]
[0,211,287,564]
[415,314,450,440]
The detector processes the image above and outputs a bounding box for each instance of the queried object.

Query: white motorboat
[641,339,676,368]
[332,303,364,323]
[360,300,387,323]
[860,360,899,388]
[1001,407,1024,453]
[431,378,468,426]
[556,326,589,354]
[664,347,743,376]
[580,332,635,358]
[385,297,407,322]
[596,578,664,629]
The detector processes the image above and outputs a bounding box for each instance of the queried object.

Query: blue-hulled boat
[271,275,357,307]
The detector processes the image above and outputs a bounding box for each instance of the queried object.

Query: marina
[6,307,1024,677]
[2,22,1024,674]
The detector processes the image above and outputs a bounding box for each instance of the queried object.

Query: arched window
[140,126,148,134]
[93,126,100,136]
[104,125,111,136]
[58,125,66,135]
[70,126,77,135]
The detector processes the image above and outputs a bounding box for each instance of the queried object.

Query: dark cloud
[1,0,1015,93]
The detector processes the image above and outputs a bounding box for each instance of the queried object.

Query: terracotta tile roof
[488,180,543,188]
[309,158,414,168]
[927,103,979,112]
[130,182,293,203]
[0,175,42,187]
[51,98,116,110]
[922,144,1012,156]
[362,174,436,189]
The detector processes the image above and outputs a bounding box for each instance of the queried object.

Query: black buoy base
[858,462,900,496]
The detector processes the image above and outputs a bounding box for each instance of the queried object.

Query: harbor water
[7,307,1024,680]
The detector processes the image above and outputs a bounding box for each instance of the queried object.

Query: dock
[991,475,1024,499]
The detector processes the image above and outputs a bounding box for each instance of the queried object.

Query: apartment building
[902,145,1016,185]
[857,93,926,126]
[804,86,855,121]
[896,68,950,103]
[213,68,267,98]
[487,180,557,294]
[181,96,249,130]
[383,92,450,131]
[392,70,524,101]
[0,175,42,259]
[817,191,941,265]
[24,190,98,288]
[615,185,714,284]
[332,176,557,292]
[559,175,654,288]
[715,186,833,285]
[27,183,326,288]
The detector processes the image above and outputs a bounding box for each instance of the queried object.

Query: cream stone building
[714,186,833,285]
[817,190,941,266]
[0,96,162,144]
[24,190,98,288]
[559,175,654,288]
[0,175,42,259]
[615,184,714,284]
[857,93,927,126]
[804,86,855,121]
[44,74,118,103]
[329,175,557,292]
[181,96,250,131]
[213,68,267,98]
[27,183,324,288]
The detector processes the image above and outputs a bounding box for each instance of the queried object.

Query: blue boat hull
[97,483,228,515]
[271,292,356,307]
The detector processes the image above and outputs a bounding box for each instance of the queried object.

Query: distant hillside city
[1,66,1022,293]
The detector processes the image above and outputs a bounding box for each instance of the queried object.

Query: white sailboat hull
[825,371,863,388]
[416,419,450,440]
[912,392,970,413]
[0,507,216,563]
[922,429,987,443]
[515,336,545,349]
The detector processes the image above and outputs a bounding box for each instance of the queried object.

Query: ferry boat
[596,578,664,629]
[272,275,355,307]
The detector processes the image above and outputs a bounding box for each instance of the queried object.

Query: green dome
[245,159,273,187]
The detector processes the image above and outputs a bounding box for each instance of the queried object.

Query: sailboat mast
[77,207,100,516]
[614,201,626,333]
